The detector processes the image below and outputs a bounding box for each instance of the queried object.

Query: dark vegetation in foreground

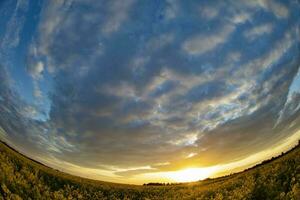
[0,140,299,200]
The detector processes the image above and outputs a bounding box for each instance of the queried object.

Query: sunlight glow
[163,167,218,182]
[30,130,300,185]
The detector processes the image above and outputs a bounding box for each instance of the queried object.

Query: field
[0,141,299,200]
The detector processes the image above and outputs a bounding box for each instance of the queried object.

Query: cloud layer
[0,0,300,183]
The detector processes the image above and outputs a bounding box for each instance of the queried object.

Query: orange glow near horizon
[159,167,218,182]
[4,129,299,185]
[87,130,300,184]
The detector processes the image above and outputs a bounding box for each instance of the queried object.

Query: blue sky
[0,0,300,183]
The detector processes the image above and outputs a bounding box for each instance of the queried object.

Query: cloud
[101,0,135,35]
[0,65,33,142]
[145,33,175,51]
[234,26,298,79]
[35,133,76,154]
[182,24,235,55]
[164,0,179,20]
[238,0,289,19]
[0,0,29,50]
[28,61,44,80]
[230,12,252,24]
[22,106,40,119]
[276,69,300,126]
[1,0,299,183]
[276,92,300,126]
[244,23,273,40]
[199,6,219,20]
[259,0,289,18]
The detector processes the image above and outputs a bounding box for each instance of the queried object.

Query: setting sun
[163,167,218,182]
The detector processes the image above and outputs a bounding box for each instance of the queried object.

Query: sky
[0,0,300,184]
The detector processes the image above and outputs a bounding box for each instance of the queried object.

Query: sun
[165,167,218,183]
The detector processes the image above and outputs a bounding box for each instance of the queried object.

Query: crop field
[0,141,299,200]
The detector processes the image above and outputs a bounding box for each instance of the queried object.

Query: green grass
[0,141,299,200]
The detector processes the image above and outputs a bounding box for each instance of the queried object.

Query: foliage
[0,141,299,200]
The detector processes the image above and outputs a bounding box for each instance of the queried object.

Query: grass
[0,140,299,199]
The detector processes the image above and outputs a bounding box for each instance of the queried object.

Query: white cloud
[199,6,219,20]
[33,81,43,99]
[131,56,149,68]
[177,27,298,132]
[146,33,175,51]
[164,0,179,20]
[219,27,298,128]
[22,105,39,119]
[226,52,241,63]
[186,152,197,158]
[169,132,198,146]
[235,27,296,79]
[30,0,107,74]
[244,23,273,40]
[243,0,289,18]
[29,61,44,80]
[182,24,235,55]
[35,133,76,154]
[101,0,135,35]
[262,0,289,18]
[275,68,300,126]
[231,12,252,24]
[1,0,29,50]
[36,0,74,73]
[100,82,137,99]
[27,59,45,99]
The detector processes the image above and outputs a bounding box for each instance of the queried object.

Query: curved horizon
[0,131,300,186]
[0,0,300,184]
